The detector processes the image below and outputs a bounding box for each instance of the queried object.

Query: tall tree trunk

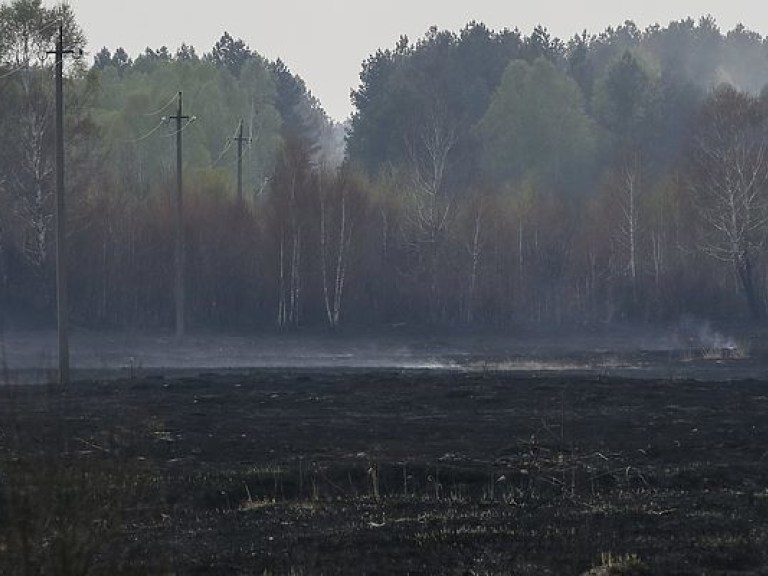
[332,189,349,327]
[277,227,286,328]
[736,251,762,320]
[466,207,483,324]
[320,195,333,326]
[289,226,301,327]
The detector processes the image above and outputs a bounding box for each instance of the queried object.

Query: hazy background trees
[2,1,768,331]
[0,0,87,316]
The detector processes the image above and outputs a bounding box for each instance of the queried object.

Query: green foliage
[209,31,251,77]
[344,18,768,325]
[348,22,522,174]
[0,0,84,66]
[92,51,282,202]
[593,50,659,152]
[268,58,326,158]
[5,2,768,328]
[0,0,92,311]
[477,57,595,189]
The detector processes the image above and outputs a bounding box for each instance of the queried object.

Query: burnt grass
[1,369,768,574]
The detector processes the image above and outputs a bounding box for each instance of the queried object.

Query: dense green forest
[2,0,768,330]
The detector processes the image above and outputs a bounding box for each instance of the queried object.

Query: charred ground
[1,368,767,574]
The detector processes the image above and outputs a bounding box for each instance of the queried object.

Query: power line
[118,118,167,143]
[210,122,241,166]
[142,92,180,117]
[163,117,196,138]
[34,19,62,36]
[0,56,57,79]
[99,93,182,137]
[1,21,79,80]
[211,138,234,166]
[0,63,29,79]
[218,148,243,169]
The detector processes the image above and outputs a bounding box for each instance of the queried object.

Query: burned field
[1,369,768,575]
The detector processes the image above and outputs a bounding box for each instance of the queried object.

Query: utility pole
[168,92,189,338]
[48,24,76,385]
[233,119,250,203]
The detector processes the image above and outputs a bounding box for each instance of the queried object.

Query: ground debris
[1,370,767,574]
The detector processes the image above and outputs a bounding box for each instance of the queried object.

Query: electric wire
[0,64,28,79]
[119,119,167,143]
[163,118,195,138]
[35,19,61,36]
[211,138,234,167]
[210,122,242,166]
[141,92,179,117]
[220,146,246,169]
[1,57,68,79]
[220,124,252,170]
[0,21,78,79]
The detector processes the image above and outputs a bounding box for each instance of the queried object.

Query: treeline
[2,1,768,330]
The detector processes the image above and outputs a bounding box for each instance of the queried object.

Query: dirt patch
[1,369,767,574]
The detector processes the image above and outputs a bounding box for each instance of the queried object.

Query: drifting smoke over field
[1,322,763,384]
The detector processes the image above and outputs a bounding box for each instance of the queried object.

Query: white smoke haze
[0,324,761,385]
[696,324,738,351]
[675,317,740,351]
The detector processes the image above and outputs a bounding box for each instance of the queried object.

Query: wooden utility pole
[234,119,249,203]
[48,24,76,385]
[169,92,189,338]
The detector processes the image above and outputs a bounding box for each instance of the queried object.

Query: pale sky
[62,1,768,121]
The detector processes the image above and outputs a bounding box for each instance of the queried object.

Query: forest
[2,0,768,331]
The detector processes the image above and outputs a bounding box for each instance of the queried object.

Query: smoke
[696,324,738,351]
[695,322,738,350]
[0,323,758,385]
[676,318,738,351]
[313,120,347,170]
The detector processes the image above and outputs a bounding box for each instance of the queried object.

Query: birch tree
[317,169,368,328]
[459,191,489,324]
[404,105,458,321]
[0,1,84,272]
[605,156,643,286]
[271,137,312,328]
[690,86,768,319]
[594,51,659,295]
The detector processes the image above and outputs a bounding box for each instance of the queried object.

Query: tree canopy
[3,1,768,329]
